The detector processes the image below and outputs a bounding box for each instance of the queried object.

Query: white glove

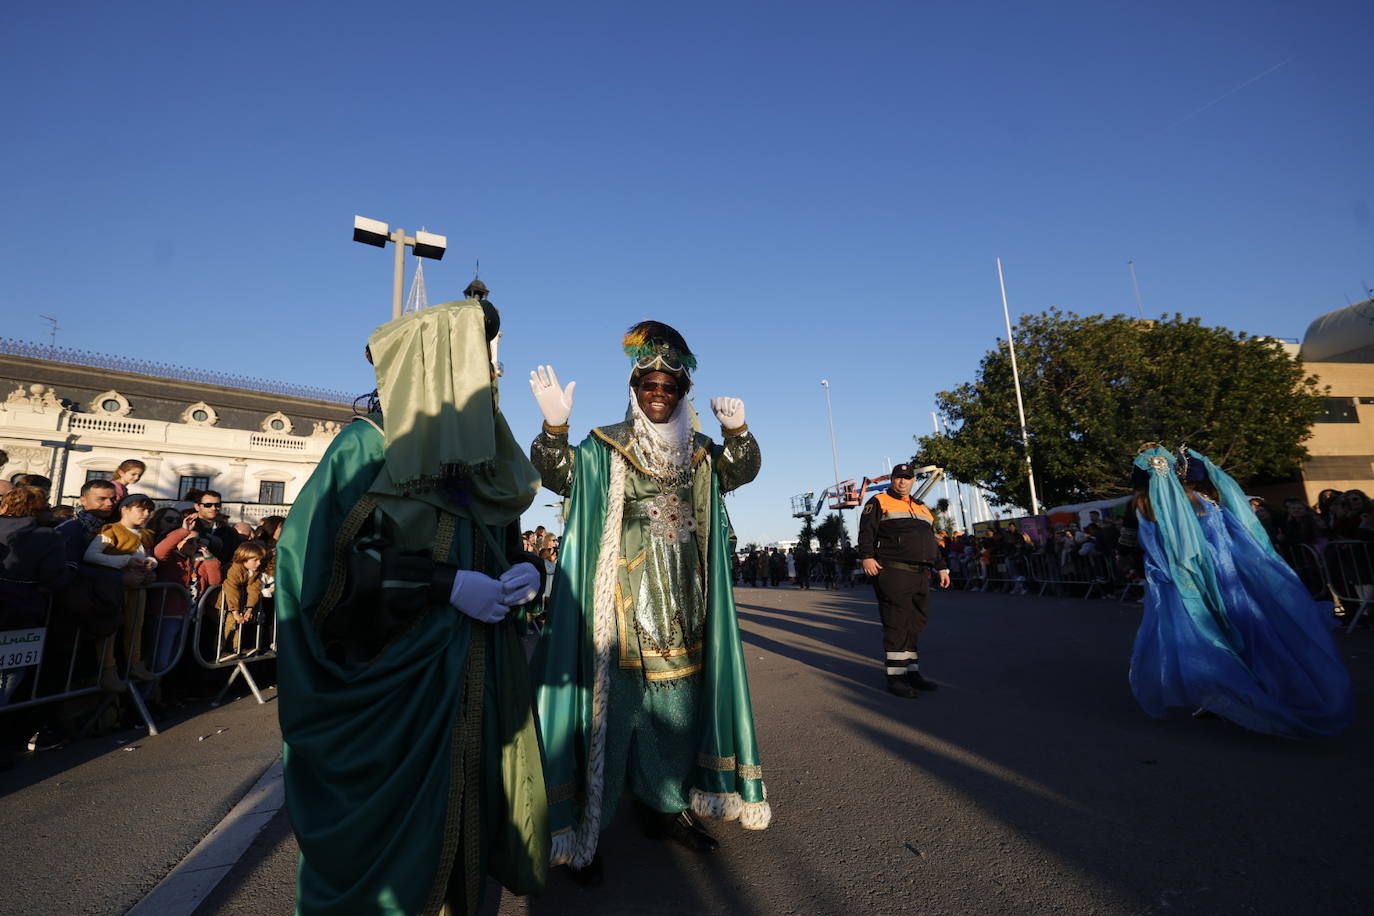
[530,365,576,427]
[710,397,746,430]
[449,570,510,623]
[499,562,541,606]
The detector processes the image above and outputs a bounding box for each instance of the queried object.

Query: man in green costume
[276,297,549,916]
[528,320,770,884]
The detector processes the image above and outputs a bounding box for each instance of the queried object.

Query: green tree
[796,515,816,552]
[814,512,851,550]
[930,497,955,535]
[912,310,1325,507]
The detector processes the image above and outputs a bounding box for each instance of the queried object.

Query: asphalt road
[7,585,1372,915]
[2,680,284,916]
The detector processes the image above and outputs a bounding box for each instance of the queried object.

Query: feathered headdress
[623,320,696,388]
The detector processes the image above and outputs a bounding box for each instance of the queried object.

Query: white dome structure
[1300,299,1374,363]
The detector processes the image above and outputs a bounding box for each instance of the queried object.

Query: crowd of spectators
[933,488,1374,599]
[1265,488,1374,545]
[0,450,285,766]
[936,515,1131,596]
[521,526,558,632]
[733,544,857,589]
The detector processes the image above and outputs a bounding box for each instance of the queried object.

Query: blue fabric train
[1128,446,1352,737]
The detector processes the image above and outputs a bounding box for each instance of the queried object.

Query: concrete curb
[128,757,286,916]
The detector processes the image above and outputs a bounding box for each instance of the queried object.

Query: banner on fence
[0,627,46,671]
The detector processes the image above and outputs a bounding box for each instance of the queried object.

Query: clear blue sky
[4,1,1371,543]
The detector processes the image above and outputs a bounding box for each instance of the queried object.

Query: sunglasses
[638,381,680,395]
[199,502,222,508]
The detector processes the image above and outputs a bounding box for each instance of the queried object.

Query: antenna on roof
[39,314,59,356]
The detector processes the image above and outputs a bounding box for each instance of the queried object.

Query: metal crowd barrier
[946,555,978,589]
[0,581,194,737]
[1019,551,1122,599]
[1024,553,1056,596]
[952,553,1017,593]
[1321,540,1374,632]
[980,557,1022,594]
[1274,542,1327,601]
[189,584,277,706]
[945,537,1369,633]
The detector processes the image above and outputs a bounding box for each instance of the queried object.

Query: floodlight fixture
[412,230,447,260]
[353,215,390,248]
[351,214,449,320]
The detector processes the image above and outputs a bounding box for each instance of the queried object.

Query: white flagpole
[997,258,1041,515]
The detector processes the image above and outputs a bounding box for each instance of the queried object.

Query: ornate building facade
[0,340,356,525]
[1296,300,1374,502]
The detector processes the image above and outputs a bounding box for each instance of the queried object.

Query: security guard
[857,464,950,698]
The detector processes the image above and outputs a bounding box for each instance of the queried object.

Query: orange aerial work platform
[789,467,944,519]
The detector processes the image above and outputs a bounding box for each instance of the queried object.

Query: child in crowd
[109,459,146,503]
[220,540,267,660]
[151,509,223,683]
[253,515,285,604]
[84,493,157,690]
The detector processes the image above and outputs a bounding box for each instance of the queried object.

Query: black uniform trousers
[872,563,931,674]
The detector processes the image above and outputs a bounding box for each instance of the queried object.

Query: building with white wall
[1,339,356,525]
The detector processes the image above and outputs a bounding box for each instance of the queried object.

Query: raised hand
[709,397,746,430]
[529,365,576,427]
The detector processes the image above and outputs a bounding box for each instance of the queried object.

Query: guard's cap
[891,463,916,479]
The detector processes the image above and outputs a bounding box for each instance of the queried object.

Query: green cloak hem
[277,419,548,916]
[532,434,770,868]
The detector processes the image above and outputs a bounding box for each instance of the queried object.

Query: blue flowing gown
[1131,501,1353,738]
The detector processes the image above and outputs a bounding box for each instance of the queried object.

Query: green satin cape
[277,419,547,916]
[533,434,768,856]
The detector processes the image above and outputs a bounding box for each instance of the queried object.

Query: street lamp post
[41,436,92,504]
[820,378,854,541]
[820,379,842,503]
[352,216,448,320]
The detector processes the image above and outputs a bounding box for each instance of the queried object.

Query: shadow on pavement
[733,584,1374,914]
[0,676,277,799]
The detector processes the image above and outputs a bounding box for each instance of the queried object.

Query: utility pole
[997,258,1041,515]
[1128,260,1146,318]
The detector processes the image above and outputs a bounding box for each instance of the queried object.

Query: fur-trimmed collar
[590,421,711,480]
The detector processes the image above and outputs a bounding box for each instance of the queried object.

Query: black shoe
[27,727,64,753]
[565,853,604,887]
[907,671,939,692]
[662,810,719,853]
[886,675,918,699]
[634,799,667,839]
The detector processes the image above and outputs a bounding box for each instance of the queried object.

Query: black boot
[565,853,604,887]
[887,674,918,698]
[663,809,719,852]
[907,670,939,692]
